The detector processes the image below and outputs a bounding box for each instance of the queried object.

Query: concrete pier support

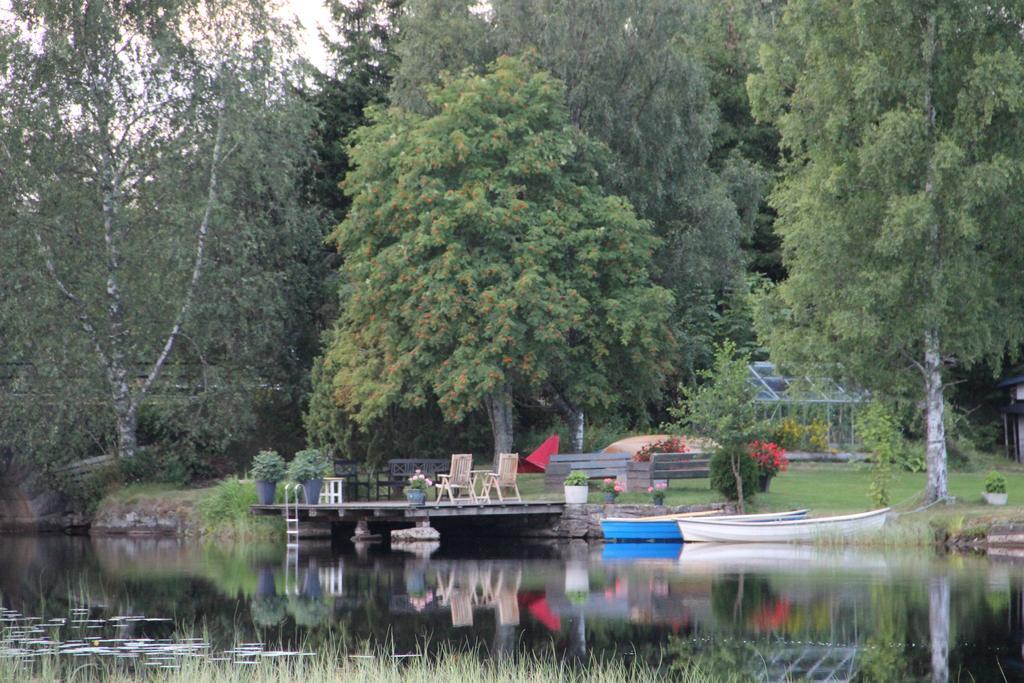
[350,519,382,543]
[391,520,441,543]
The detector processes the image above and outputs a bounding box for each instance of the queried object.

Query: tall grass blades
[196,479,283,540]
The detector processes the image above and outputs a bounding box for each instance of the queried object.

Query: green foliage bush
[709,446,759,501]
[287,449,329,482]
[857,402,900,506]
[985,471,1007,494]
[116,447,212,487]
[250,450,286,482]
[563,471,588,487]
[196,479,257,530]
[670,342,767,507]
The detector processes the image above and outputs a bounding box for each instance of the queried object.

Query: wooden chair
[494,568,521,626]
[481,453,521,503]
[436,453,476,505]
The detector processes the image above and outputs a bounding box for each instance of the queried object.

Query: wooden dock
[251,499,565,522]
[251,499,567,541]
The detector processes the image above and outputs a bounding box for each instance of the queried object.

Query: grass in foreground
[0,644,732,683]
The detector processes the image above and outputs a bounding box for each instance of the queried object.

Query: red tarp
[518,434,559,473]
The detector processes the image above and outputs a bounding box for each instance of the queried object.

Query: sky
[277,0,336,72]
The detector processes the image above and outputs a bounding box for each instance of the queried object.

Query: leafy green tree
[390,0,748,390]
[322,56,673,460]
[749,1,1024,503]
[669,341,764,510]
[693,0,784,281]
[311,0,404,221]
[0,0,322,464]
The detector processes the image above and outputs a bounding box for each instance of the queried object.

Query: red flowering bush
[632,437,688,462]
[748,440,788,477]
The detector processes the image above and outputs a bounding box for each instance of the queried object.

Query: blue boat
[600,509,809,542]
[602,542,683,562]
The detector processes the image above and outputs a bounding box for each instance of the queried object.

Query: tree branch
[138,98,227,400]
[33,228,114,374]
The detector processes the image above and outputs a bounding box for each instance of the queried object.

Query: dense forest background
[2,0,1020,496]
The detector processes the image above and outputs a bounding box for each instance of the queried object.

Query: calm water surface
[2,535,1024,681]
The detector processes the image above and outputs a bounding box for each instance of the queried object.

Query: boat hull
[676,508,891,543]
[600,509,808,542]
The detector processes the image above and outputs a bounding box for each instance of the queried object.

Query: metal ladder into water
[284,483,303,549]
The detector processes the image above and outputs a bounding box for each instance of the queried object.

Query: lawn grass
[521,462,1024,527]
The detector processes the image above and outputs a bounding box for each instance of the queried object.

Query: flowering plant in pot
[601,478,624,503]
[404,470,433,505]
[984,471,1007,505]
[563,471,589,504]
[748,441,788,492]
[648,481,668,505]
[288,448,330,504]
[632,437,688,462]
[251,449,286,505]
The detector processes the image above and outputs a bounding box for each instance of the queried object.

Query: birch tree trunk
[544,383,585,452]
[483,386,514,468]
[924,331,948,504]
[929,574,950,683]
[921,12,947,505]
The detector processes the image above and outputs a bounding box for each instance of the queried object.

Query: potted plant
[288,448,329,504]
[404,470,433,506]
[251,450,286,505]
[984,471,1008,505]
[632,436,688,462]
[749,440,788,492]
[563,471,589,504]
[600,477,624,503]
[648,481,668,506]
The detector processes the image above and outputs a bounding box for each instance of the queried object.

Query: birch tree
[0,1,320,462]
[749,1,1024,503]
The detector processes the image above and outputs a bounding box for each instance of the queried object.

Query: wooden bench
[651,451,711,481]
[543,452,632,491]
[543,451,711,492]
[376,458,450,500]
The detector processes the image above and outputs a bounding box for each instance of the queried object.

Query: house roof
[997,375,1024,389]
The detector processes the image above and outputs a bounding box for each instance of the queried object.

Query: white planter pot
[564,562,590,593]
[564,485,589,505]
[983,492,1008,506]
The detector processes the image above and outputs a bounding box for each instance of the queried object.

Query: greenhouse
[748,361,865,448]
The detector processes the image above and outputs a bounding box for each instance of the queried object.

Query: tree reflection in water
[1,536,1024,680]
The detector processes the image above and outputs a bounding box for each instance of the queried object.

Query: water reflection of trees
[9,536,1024,679]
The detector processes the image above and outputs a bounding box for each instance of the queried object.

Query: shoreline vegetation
[83,463,1024,550]
[0,643,729,683]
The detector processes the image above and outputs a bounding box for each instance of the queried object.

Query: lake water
[2,535,1024,681]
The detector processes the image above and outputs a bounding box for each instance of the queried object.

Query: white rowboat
[600,509,808,541]
[675,508,891,543]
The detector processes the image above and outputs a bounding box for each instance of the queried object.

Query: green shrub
[857,401,901,506]
[709,446,759,501]
[563,471,588,487]
[287,448,329,482]
[195,478,277,538]
[985,471,1007,494]
[197,478,255,523]
[251,450,286,482]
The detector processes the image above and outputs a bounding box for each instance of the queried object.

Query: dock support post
[350,519,382,543]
